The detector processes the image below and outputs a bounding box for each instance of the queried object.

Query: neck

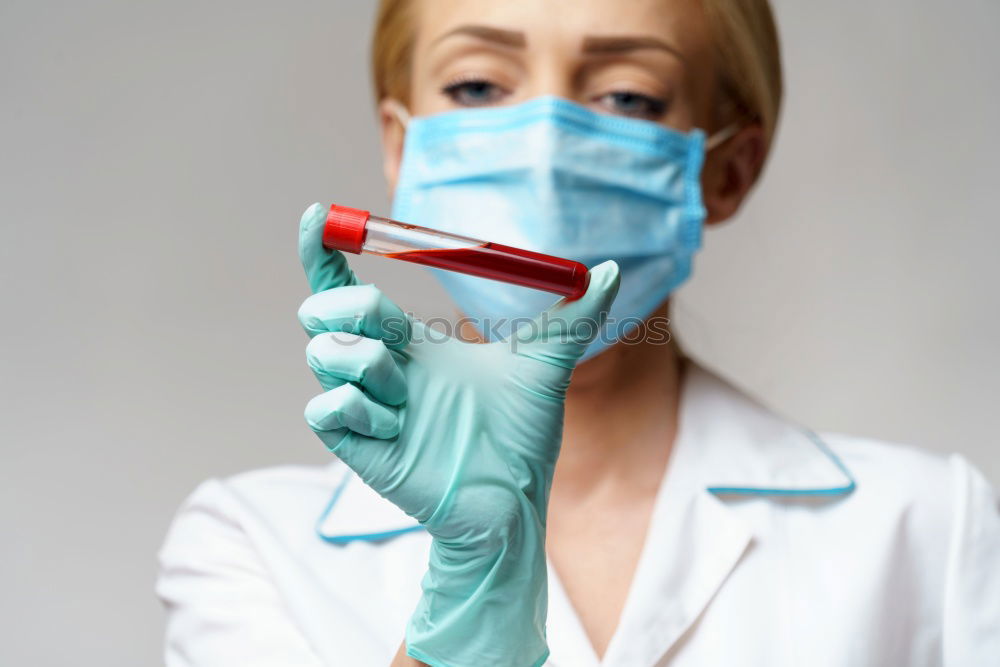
[555,302,684,499]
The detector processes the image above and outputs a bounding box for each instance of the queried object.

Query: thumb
[299,202,359,294]
[509,260,620,368]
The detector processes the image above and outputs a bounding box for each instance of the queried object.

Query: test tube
[322,204,590,300]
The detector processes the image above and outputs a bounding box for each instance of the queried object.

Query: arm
[942,455,1000,665]
[156,480,326,667]
[297,203,619,665]
[391,641,426,667]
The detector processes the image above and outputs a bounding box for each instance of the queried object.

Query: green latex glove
[297,203,620,667]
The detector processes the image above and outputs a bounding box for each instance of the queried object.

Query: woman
[157,0,1000,665]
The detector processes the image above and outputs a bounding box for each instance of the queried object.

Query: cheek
[656,62,715,133]
[692,59,723,131]
[662,101,696,133]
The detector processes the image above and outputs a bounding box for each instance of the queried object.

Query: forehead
[413,0,711,60]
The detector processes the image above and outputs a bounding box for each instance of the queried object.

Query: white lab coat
[157,362,1000,666]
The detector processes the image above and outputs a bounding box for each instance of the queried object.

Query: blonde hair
[371,0,782,143]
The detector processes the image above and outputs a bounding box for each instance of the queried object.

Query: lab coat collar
[315,359,855,543]
[679,360,856,497]
[314,465,423,544]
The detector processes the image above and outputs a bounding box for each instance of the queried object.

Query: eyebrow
[432,25,527,48]
[431,25,685,63]
[582,35,686,62]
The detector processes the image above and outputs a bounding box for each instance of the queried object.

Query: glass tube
[322,204,590,300]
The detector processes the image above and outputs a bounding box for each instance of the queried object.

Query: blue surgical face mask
[390,96,735,361]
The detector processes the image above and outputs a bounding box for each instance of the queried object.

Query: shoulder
[821,431,994,496]
[158,461,349,568]
[158,458,422,566]
[822,432,952,491]
[818,431,997,534]
[237,461,350,516]
[170,461,348,524]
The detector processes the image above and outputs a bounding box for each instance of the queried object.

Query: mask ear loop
[383,99,412,129]
[705,123,740,151]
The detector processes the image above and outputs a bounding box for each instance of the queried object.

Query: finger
[304,383,399,441]
[306,332,408,406]
[297,283,412,348]
[510,260,621,367]
[299,202,359,293]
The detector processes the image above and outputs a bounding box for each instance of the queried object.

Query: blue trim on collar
[314,469,425,545]
[317,430,857,545]
[706,431,857,497]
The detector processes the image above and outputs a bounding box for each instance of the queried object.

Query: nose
[519,46,578,104]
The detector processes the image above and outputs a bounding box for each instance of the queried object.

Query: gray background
[1,1,997,665]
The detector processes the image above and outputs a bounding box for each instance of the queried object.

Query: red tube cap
[323,204,370,254]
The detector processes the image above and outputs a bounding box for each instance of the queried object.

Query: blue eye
[598,91,668,119]
[441,79,506,107]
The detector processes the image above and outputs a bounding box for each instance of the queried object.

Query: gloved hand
[297,203,620,667]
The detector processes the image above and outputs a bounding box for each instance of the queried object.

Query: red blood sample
[387,243,590,300]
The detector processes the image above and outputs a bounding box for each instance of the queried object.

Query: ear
[700,123,767,225]
[378,99,408,197]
